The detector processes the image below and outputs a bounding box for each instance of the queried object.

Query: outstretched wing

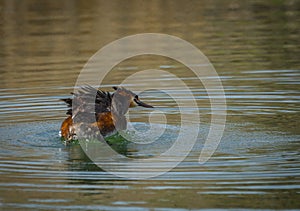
[61,86,112,116]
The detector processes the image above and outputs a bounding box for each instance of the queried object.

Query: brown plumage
[60,86,153,142]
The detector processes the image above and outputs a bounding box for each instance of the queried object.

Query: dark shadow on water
[65,133,131,172]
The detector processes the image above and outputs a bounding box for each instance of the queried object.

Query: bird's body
[60,86,153,142]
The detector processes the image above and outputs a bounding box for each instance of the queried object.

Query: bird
[60,86,153,142]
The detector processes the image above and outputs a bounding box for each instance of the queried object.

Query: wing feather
[61,86,112,116]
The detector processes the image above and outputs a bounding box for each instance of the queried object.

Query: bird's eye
[134,95,139,100]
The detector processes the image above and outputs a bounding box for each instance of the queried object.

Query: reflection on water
[0,0,299,210]
[1,122,299,210]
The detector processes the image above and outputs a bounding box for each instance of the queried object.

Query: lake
[0,0,299,210]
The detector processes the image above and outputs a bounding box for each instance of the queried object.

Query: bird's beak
[134,99,154,108]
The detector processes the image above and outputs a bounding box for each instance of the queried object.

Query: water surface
[0,0,299,210]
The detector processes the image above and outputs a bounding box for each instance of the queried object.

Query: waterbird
[60,86,153,142]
